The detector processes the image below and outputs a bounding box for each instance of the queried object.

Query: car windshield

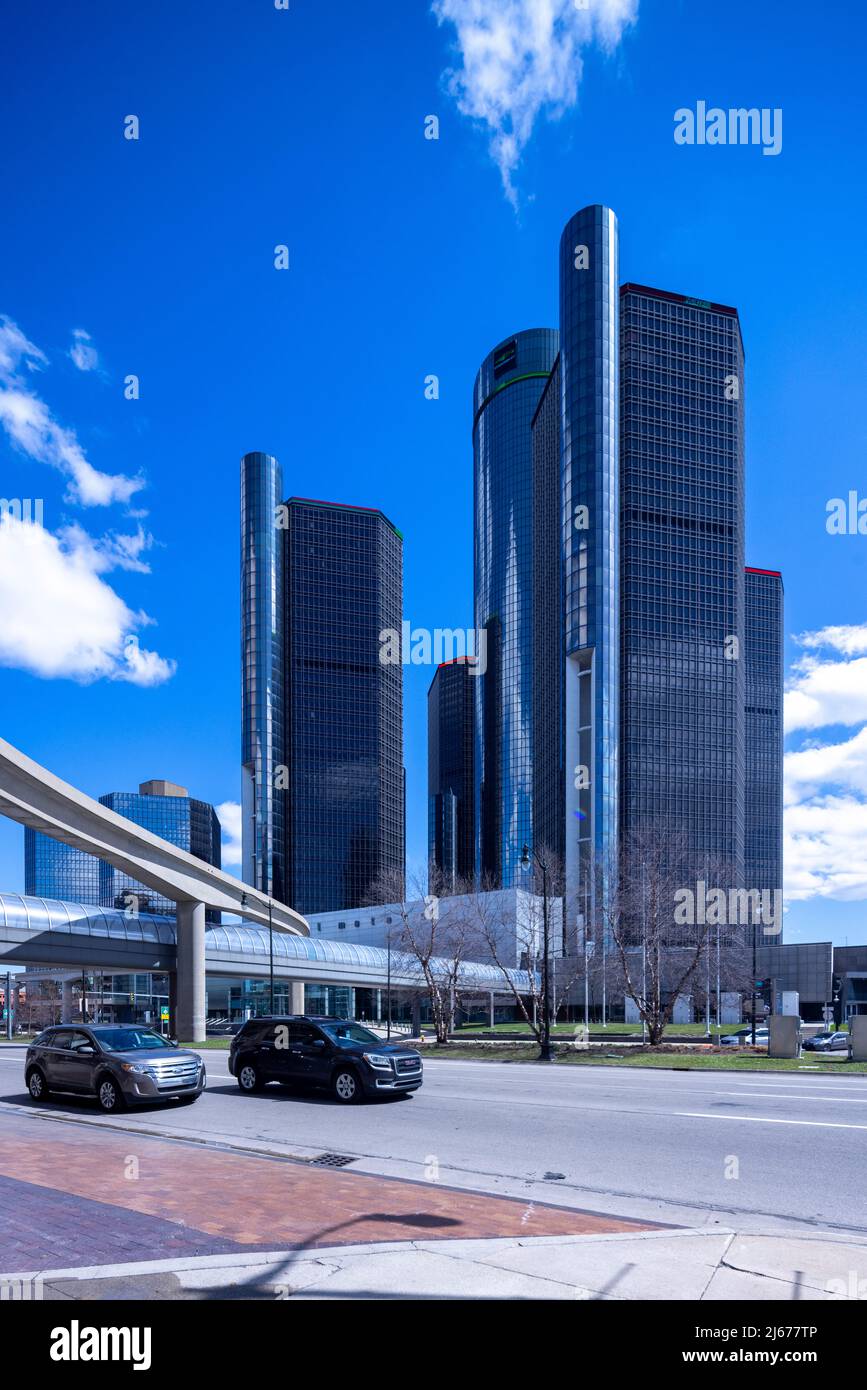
[320,1022,380,1047]
[96,1028,172,1052]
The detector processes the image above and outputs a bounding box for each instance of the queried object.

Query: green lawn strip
[455,1021,733,1038]
[421,1045,867,1073]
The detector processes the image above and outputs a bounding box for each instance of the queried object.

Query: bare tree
[366,865,481,1044]
[462,855,582,1058]
[601,826,737,1044]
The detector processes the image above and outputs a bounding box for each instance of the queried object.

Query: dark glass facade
[428,657,475,887]
[745,567,784,938]
[24,834,99,904]
[25,787,221,922]
[241,450,285,899]
[283,498,404,913]
[473,328,559,887]
[241,488,405,917]
[619,283,745,880]
[559,206,620,915]
[531,357,565,862]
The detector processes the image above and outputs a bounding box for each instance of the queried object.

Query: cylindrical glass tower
[241,450,285,899]
[473,328,559,887]
[558,204,620,915]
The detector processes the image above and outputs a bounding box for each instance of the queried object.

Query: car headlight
[362,1052,392,1070]
[121,1062,155,1076]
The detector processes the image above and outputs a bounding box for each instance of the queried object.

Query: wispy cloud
[431,0,639,206]
[68,328,100,373]
[216,801,242,868]
[0,514,175,685]
[785,624,867,901]
[784,623,867,732]
[0,315,141,506]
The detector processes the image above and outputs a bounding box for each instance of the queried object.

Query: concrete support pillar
[290,981,304,1014]
[61,980,74,1024]
[490,991,495,1029]
[176,900,206,1042]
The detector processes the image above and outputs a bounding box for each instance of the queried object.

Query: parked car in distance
[720,1026,769,1047]
[808,1030,851,1054]
[25,1024,206,1112]
[229,1015,423,1103]
[802,1030,836,1051]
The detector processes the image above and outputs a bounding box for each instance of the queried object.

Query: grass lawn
[455,1021,733,1038]
[422,1045,867,1073]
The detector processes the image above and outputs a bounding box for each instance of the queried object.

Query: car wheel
[237,1062,263,1093]
[26,1067,49,1102]
[333,1068,363,1104]
[97,1074,126,1113]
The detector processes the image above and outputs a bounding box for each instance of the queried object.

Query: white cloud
[785,725,867,804]
[0,315,141,507]
[784,623,867,902]
[69,328,100,373]
[784,796,867,902]
[0,513,174,685]
[58,521,156,575]
[216,801,242,868]
[784,628,867,733]
[431,0,638,205]
[796,623,867,657]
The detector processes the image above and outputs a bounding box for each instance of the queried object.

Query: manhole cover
[310,1152,356,1168]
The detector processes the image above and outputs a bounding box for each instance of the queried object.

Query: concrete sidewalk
[14,1226,867,1300]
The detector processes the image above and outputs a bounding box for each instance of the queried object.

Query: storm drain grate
[309,1152,357,1168]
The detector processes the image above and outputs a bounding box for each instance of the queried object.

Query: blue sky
[0,0,865,945]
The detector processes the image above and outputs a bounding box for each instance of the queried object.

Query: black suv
[228,1016,423,1103]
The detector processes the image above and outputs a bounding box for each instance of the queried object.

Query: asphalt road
[1,1048,865,1237]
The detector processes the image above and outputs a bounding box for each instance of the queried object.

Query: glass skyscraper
[745,567,784,936]
[473,328,559,887]
[559,205,620,917]
[25,779,221,920]
[241,462,405,917]
[470,205,782,944]
[428,656,475,888]
[241,450,286,900]
[531,357,564,864]
[619,283,746,880]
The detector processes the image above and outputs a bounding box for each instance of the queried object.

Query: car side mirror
[313,1039,326,1048]
[168,1037,178,1047]
[80,1044,95,1054]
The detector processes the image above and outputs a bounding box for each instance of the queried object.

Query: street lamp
[520,843,552,1062]
[268,898,275,1015]
[386,928,392,1041]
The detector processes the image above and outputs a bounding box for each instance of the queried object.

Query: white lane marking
[677,1111,867,1131]
[718,1089,867,1104]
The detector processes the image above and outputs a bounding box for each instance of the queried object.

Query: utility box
[768,1013,800,1058]
[850,1016,867,1062]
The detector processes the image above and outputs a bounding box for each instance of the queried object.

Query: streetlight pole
[751,906,758,1046]
[521,843,552,1062]
[268,899,274,1015]
[386,930,392,1041]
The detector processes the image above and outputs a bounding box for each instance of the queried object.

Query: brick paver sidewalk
[0,1109,659,1275]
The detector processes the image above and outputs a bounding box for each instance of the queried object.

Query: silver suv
[26,1024,206,1113]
